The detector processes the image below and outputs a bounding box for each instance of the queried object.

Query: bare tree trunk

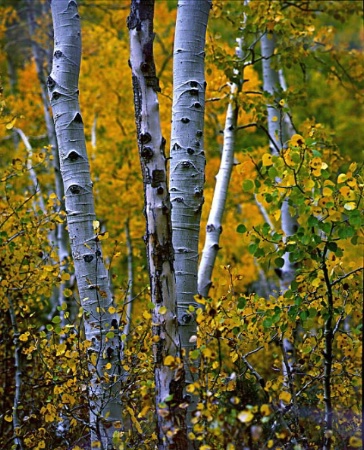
[198,35,246,298]
[128,1,187,448]
[168,4,211,436]
[47,1,122,448]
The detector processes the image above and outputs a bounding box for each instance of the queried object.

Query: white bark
[261,30,299,425]
[128,2,187,448]
[122,218,133,340]
[198,36,245,298]
[47,1,122,448]
[26,0,69,325]
[8,297,23,450]
[169,0,211,376]
[261,32,281,155]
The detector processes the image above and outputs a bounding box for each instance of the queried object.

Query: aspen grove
[0,1,362,450]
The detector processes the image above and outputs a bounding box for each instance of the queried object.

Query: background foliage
[0,1,362,449]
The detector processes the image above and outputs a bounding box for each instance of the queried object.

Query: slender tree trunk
[122,218,134,340]
[261,30,300,435]
[128,2,187,448]
[169,0,210,394]
[8,297,23,450]
[198,36,245,298]
[26,0,69,325]
[47,1,122,448]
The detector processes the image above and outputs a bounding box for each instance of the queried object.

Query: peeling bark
[128,2,187,448]
[47,1,122,448]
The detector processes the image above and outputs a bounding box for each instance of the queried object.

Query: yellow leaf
[262,153,273,166]
[279,391,292,403]
[4,414,12,422]
[349,436,362,448]
[337,173,347,183]
[164,355,175,366]
[322,187,333,197]
[290,134,305,146]
[19,333,29,342]
[63,288,73,297]
[272,116,278,122]
[260,404,272,416]
[61,273,71,281]
[349,162,357,172]
[143,311,151,320]
[105,362,112,370]
[108,306,116,314]
[159,306,167,315]
[93,220,100,230]
[6,117,17,130]
[186,384,195,393]
[98,231,109,240]
[344,202,356,210]
[138,406,150,418]
[49,193,57,199]
[237,410,254,423]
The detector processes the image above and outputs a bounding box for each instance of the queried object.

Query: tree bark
[128,1,187,448]
[47,1,122,448]
[169,0,210,376]
[198,36,245,298]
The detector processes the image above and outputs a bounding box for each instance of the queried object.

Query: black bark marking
[65,150,82,162]
[181,117,190,124]
[73,112,83,124]
[141,146,154,160]
[140,132,152,144]
[69,185,81,194]
[83,254,94,263]
[54,50,62,58]
[52,92,61,101]
[151,169,165,187]
[47,76,56,89]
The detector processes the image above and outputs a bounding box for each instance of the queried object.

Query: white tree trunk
[198,34,248,298]
[261,32,281,155]
[169,0,210,375]
[47,1,122,448]
[261,30,299,428]
[128,2,187,448]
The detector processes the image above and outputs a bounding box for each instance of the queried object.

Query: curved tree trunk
[47,1,122,448]
[128,1,187,448]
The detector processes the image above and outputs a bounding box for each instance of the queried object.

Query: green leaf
[308,216,319,227]
[327,242,338,253]
[263,317,273,328]
[238,297,246,310]
[243,179,254,192]
[248,243,258,255]
[52,316,61,324]
[106,331,115,339]
[275,257,285,268]
[236,224,247,233]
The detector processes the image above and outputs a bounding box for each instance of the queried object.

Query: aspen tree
[261,30,300,435]
[128,1,187,448]
[47,1,122,448]
[169,0,210,385]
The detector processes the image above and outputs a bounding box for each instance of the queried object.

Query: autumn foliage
[0,1,362,449]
